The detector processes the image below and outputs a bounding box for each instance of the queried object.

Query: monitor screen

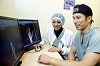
[0,16,24,66]
[18,19,42,48]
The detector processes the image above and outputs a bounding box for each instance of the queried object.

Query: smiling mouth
[55,28,58,30]
[75,25,79,28]
[54,26,58,28]
[54,27,59,30]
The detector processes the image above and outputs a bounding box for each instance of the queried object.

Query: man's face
[72,13,89,31]
[52,18,62,31]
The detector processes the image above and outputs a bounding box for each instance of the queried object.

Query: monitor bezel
[0,16,24,66]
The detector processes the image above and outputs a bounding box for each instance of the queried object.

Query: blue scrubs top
[74,27,100,61]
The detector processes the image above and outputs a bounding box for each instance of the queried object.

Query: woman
[35,13,74,60]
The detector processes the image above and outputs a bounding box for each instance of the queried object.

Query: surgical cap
[51,13,65,26]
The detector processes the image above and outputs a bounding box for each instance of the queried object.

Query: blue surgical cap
[51,13,65,26]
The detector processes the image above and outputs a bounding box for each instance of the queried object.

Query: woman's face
[52,18,62,31]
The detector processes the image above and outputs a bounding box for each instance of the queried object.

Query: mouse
[35,47,40,52]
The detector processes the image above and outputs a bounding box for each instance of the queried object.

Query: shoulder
[64,28,74,35]
[45,28,54,33]
[90,27,100,38]
[86,27,100,53]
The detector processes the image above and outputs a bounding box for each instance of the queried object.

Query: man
[38,4,100,66]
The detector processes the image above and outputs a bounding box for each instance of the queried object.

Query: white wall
[0,0,16,18]
[15,0,100,35]
[75,0,100,29]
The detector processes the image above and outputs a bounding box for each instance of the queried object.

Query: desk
[20,43,63,66]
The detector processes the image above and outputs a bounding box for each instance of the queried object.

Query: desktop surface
[20,43,63,66]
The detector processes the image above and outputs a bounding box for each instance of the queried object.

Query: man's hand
[38,54,51,64]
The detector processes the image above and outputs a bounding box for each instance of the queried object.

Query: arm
[62,33,74,55]
[48,46,62,52]
[68,45,76,61]
[38,52,100,66]
[34,29,49,50]
[39,28,51,45]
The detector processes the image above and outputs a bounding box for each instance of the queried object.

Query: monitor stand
[17,61,22,66]
[24,45,34,51]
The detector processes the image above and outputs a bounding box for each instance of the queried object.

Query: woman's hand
[34,44,43,50]
[48,46,62,52]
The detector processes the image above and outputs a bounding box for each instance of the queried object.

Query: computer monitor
[0,16,24,66]
[18,19,42,50]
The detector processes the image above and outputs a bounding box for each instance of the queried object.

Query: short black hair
[73,4,94,23]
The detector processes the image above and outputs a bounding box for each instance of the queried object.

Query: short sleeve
[86,31,100,53]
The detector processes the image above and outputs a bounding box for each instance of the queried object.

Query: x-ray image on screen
[18,19,42,48]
